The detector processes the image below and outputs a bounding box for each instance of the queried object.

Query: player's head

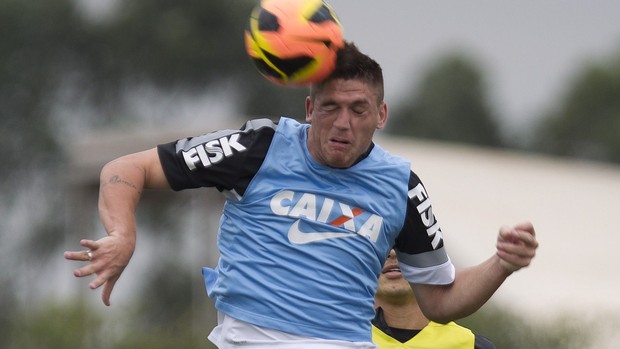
[375,249,416,305]
[305,42,388,169]
[309,42,384,105]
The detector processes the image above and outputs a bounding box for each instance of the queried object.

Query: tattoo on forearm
[107,175,140,192]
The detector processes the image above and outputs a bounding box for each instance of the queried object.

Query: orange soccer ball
[244,0,344,86]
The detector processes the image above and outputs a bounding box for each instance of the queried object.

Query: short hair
[310,42,384,104]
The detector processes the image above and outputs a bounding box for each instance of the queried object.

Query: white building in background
[66,124,620,348]
[377,134,620,348]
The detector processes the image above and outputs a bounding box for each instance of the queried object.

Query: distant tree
[0,0,264,185]
[0,1,83,318]
[89,0,257,87]
[0,0,78,186]
[70,0,304,124]
[241,82,309,121]
[0,0,295,345]
[4,302,102,349]
[531,48,620,164]
[387,52,503,147]
[460,304,593,349]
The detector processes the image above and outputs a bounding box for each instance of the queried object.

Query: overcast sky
[75,0,620,132]
[329,0,620,131]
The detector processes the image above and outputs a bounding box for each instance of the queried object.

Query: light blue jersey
[158,117,455,342]
[209,118,410,341]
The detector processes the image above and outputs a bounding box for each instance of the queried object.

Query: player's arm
[65,118,277,306]
[65,148,169,306]
[397,171,537,323]
[412,222,537,323]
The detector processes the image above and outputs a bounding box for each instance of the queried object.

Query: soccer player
[65,42,538,349]
[373,249,496,349]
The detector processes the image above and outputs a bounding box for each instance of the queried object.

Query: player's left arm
[413,222,538,323]
[397,171,538,323]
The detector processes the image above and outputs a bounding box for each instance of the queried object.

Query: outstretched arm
[64,148,169,306]
[413,222,537,323]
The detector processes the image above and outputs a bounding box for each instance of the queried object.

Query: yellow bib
[372,321,476,349]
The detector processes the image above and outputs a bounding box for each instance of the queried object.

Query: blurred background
[2,0,620,348]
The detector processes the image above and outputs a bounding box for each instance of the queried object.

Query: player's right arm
[65,148,169,306]
[65,118,278,306]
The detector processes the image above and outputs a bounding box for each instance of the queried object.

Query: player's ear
[376,101,388,129]
[305,96,314,122]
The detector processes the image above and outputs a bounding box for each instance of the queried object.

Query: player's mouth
[329,137,351,150]
[382,265,402,279]
[330,137,350,144]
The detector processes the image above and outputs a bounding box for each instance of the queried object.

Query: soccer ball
[244,0,344,86]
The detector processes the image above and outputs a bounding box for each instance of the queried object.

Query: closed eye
[351,101,370,115]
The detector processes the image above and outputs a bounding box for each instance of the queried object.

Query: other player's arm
[64,148,168,306]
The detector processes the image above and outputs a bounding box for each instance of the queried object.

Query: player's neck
[377,300,430,330]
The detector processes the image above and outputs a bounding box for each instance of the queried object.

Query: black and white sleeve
[157,118,277,198]
[394,171,455,285]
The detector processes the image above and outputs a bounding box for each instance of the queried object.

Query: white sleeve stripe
[399,258,455,285]
[396,248,449,268]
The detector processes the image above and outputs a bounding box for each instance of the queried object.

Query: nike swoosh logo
[288,220,357,244]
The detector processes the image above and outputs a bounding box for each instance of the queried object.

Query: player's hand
[64,233,135,306]
[496,222,538,273]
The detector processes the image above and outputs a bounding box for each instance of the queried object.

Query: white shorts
[208,313,377,349]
